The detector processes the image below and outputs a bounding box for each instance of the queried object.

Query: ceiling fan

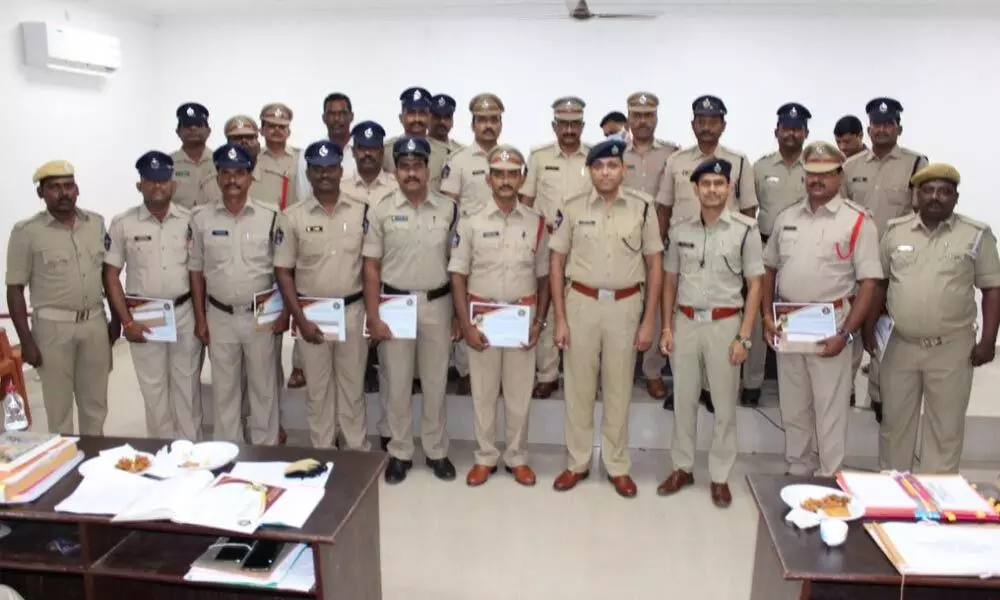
[564,0,663,20]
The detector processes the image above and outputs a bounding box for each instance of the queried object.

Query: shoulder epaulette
[529,142,556,155]
[731,211,758,229]
[843,198,868,215]
[776,199,805,220]
[955,213,989,231]
[656,139,681,151]
[755,150,778,164]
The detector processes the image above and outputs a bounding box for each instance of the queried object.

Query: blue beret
[392,136,431,160]
[350,121,386,148]
[692,95,727,117]
[176,102,209,126]
[690,158,733,183]
[430,94,457,117]
[212,143,253,171]
[400,87,432,111]
[866,97,903,124]
[135,151,174,181]
[304,141,343,167]
[585,139,627,166]
[777,102,811,128]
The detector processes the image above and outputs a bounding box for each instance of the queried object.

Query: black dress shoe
[872,400,883,424]
[412,379,422,395]
[384,457,413,484]
[426,457,457,481]
[849,392,856,407]
[379,436,391,452]
[662,392,674,411]
[741,388,760,407]
[700,390,715,414]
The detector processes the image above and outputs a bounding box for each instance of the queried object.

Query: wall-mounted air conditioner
[20,21,121,77]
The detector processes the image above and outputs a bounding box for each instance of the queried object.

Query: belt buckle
[598,289,614,302]
[921,337,942,348]
[75,310,89,322]
[694,309,712,323]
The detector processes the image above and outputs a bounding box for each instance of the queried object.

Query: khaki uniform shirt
[5,208,106,311]
[665,209,765,308]
[341,170,399,206]
[655,145,758,224]
[188,198,279,306]
[443,138,464,154]
[439,142,494,215]
[171,148,218,209]
[763,196,882,303]
[624,139,679,197]
[520,142,592,224]
[549,188,663,289]
[841,145,928,235]
[753,151,806,237]
[273,195,366,298]
[254,146,300,209]
[881,212,1000,339]
[382,136,451,192]
[104,203,192,299]
[448,201,549,302]
[361,190,457,291]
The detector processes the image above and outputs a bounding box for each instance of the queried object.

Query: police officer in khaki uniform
[842,97,928,423]
[363,136,460,484]
[104,152,202,440]
[658,158,764,508]
[549,139,663,498]
[171,103,217,209]
[762,141,882,476]
[449,145,551,487]
[430,94,465,154]
[746,103,811,406]
[257,103,300,210]
[865,163,1000,473]
[383,87,451,193]
[297,93,355,202]
[520,96,592,399]
[274,141,371,450]
[623,91,680,400]
[5,160,112,435]
[342,121,398,205]
[189,144,286,445]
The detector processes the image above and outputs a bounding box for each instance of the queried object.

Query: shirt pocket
[383,217,414,247]
[205,236,232,265]
[125,238,151,268]
[937,250,973,278]
[778,228,799,261]
[40,249,72,276]
[338,222,365,255]
[889,247,917,276]
[171,233,189,265]
[300,233,329,267]
[617,219,643,254]
[679,245,701,275]
[240,231,272,263]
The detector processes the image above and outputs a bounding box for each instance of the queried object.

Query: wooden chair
[0,327,31,429]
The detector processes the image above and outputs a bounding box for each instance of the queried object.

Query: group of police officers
[5,86,999,506]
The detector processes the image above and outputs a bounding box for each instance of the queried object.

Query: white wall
[0,2,157,337]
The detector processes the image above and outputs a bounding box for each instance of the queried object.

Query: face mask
[606,132,626,142]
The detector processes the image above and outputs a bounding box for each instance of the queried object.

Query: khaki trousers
[641,309,667,380]
[777,341,854,476]
[382,293,452,461]
[292,338,303,370]
[563,289,643,477]
[33,313,110,435]
[743,312,766,389]
[879,328,975,473]
[671,312,741,482]
[129,302,203,440]
[207,306,279,445]
[453,340,470,378]
[468,336,536,467]
[536,304,560,384]
[298,302,370,450]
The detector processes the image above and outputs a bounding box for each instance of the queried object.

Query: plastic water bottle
[2,379,28,432]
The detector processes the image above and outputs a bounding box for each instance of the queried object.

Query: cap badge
[318,145,329,158]
[413,90,422,100]
[438,98,446,106]
[814,145,827,156]
[702,98,713,109]
[150,157,160,169]
[789,107,798,118]
[499,150,510,161]
[274,108,283,118]
[565,100,573,109]
[235,119,245,128]
[713,162,722,174]
[406,139,417,152]
[364,127,373,139]
[186,107,195,117]
[482,99,491,108]
[63,161,71,171]
[879,102,888,113]
[227,148,238,160]
[611,145,620,156]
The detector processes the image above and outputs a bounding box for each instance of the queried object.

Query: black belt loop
[382,282,451,302]
[174,292,192,307]
[207,295,234,314]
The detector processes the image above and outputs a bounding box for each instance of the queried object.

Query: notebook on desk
[867,521,1000,578]
[838,471,1000,523]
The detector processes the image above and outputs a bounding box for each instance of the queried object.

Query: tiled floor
[19,343,1000,599]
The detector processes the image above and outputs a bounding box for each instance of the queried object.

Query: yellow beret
[260,102,293,125]
[487,145,525,170]
[33,160,75,184]
[225,115,259,137]
[802,141,846,174]
[469,93,504,116]
[911,163,960,187]
[627,91,659,113]
[552,96,586,121]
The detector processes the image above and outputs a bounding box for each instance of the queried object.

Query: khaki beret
[469,93,504,116]
[627,91,659,113]
[487,145,525,170]
[225,115,259,137]
[802,141,846,174]
[33,160,75,184]
[910,163,960,187]
[260,102,293,125]
[552,96,585,121]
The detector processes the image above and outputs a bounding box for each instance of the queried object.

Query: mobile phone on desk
[241,540,285,572]
[214,536,256,563]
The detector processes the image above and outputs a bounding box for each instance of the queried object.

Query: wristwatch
[735,335,752,349]
[838,329,855,344]
[534,318,547,330]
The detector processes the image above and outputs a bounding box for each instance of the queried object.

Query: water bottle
[2,378,28,432]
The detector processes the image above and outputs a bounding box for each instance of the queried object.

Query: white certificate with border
[363,294,417,340]
[292,298,346,342]
[470,302,530,348]
[125,296,177,343]
[252,286,284,331]
[772,302,837,354]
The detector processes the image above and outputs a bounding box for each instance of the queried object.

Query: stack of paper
[867,522,1000,577]
[0,433,80,501]
[838,471,999,522]
[185,544,315,592]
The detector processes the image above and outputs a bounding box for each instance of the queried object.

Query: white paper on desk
[363,294,417,340]
[228,461,333,489]
[839,471,918,510]
[185,545,315,592]
[875,315,894,361]
[470,302,530,348]
[125,296,177,343]
[260,486,325,529]
[871,522,1000,577]
[55,468,155,515]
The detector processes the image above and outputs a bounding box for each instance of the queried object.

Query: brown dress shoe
[455,375,472,396]
[552,469,589,491]
[711,482,732,508]
[278,426,287,445]
[645,378,667,399]
[506,465,537,487]
[466,464,497,487]
[287,368,306,389]
[656,469,694,496]
[607,474,638,498]
[532,380,558,399]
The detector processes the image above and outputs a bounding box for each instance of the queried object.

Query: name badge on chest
[211,230,230,237]
[391,215,409,222]
[482,231,500,238]
[306,226,324,233]
[132,235,152,242]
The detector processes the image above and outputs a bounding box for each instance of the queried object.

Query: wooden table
[747,474,1000,600]
[0,436,388,599]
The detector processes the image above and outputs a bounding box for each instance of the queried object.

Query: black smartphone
[241,541,284,572]
[214,537,255,563]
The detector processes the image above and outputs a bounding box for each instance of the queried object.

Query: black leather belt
[208,295,253,314]
[175,292,192,307]
[383,282,451,302]
[298,290,363,306]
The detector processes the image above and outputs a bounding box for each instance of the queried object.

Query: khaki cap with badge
[224,115,259,137]
[33,160,75,184]
[802,141,846,174]
[260,102,293,126]
[627,91,659,113]
[469,93,504,116]
[487,145,525,170]
[910,163,960,187]
[552,96,585,121]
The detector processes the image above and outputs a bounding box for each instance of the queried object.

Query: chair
[0,327,31,429]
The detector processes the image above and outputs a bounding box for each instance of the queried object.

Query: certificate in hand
[470,302,530,348]
[253,286,284,331]
[772,302,837,354]
[292,298,346,342]
[125,296,177,342]
[363,294,417,340]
